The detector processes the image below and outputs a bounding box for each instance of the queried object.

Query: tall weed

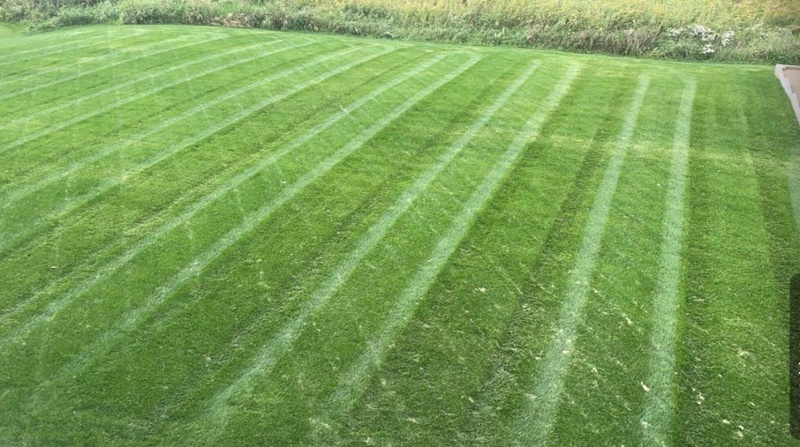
[4,0,799,64]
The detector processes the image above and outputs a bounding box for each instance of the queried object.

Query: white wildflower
[692,24,710,37]
[667,27,684,38]
[721,30,734,47]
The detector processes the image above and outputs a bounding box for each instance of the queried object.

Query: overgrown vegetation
[1,0,798,64]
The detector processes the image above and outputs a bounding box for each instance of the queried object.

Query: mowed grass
[0,24,799,446]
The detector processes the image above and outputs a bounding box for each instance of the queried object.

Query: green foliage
[23,2,117,31]
[3,0,799,63]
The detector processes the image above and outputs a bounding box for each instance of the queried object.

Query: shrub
[6,0,800,65]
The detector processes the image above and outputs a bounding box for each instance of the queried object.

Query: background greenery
[1,0,798,64]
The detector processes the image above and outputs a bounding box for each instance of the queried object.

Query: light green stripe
[0,38,312,201]
[26,50,475,405]
[312,62,582,446]
[0,32,228,101]
[0,38,281,131]
[0,50,445,355]
[0,45,396,350]
[515,74,650,447]
[194,56,532,443]
[0,41,358,251]
[640,79,696,447]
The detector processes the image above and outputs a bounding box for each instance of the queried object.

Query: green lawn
[0,24,799,446]
[0,23,24,37]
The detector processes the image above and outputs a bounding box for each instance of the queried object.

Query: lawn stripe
[0,32,198,89]
[192,58,538,441]
[0,37,310,159]
[0,32,230,102]
[11,53,479,389]
[639,79,696,447]
[0,41,352,240]
[314,62,582,440]
[514,74,650,447]
[0,28,138,64]
[0,27,112,55]
[0,38,314,202]
[676,79,794,445]
[0,50,446,349]
[0,33,122,71]
[0,29,148,72]
[0,45,401,345]
[0,39,278,131]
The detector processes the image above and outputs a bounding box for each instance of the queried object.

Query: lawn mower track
[192,56,534,443]
[312,61,580,447]
[515,74,649,446]
[0,34,268,134]
[36,47,479,411]
[0,38,277,131]
[0,44,397,349]
[0,33,197,87]
[640,79,696,446]
[1,25,799,447]
[0,31,128,70]
[0,31,215,101]
[0,42,372,252]
[0,38,311,200]
[0,42,428,328]
[0,52,451,341]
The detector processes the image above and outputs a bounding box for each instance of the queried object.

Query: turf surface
[1,24,799,446]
